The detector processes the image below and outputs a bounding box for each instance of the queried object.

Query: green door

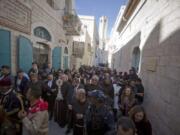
[52,47,62,70]
[0,29,11,67]
[18,36,33,73]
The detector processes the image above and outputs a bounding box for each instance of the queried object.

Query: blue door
[18,36,33,73]
[52,47,62,70]
[63,56,68,70]
[0,29,11,67]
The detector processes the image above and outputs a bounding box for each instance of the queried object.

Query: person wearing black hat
[85,90,115,135]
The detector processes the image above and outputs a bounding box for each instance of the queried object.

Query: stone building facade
[71,23,92,69]
[99,16,108,50]
[107,5,126,67]
[0,0,81,74]
[111,0,180,135]
[78,15,99,66]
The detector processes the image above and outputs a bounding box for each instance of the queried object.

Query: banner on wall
[72,41,85,58]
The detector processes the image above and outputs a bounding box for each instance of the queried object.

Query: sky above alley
[76,0,127,37]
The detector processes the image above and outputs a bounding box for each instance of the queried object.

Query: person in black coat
[101,78,114,107]
[128,69,138,81]
[129,105,152,135]
[85,90,115,135]
[43,74,58,120]
[14,70,29,96]
[28,62,39,76]
[135,78,144,104]
[58,74,73,128]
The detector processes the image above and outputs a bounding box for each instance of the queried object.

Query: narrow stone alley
[0,0,180,135]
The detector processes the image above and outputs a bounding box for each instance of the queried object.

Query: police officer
[85,90,115,135]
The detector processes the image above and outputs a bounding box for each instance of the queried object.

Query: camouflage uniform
[85,90,115,135]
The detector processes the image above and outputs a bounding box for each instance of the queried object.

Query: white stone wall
[113,0,180,71]
[30,0,69,69]
[112,0,180,135]
[0,0,71,73]
[72,26,92,69]
[99,16,108,50]
[78,15,99,66]
[108,6,126,68]
[82,31,92,66]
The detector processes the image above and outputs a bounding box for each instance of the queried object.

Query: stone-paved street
[49,120,72,135]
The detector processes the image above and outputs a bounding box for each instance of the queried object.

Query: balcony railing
[62,12,81,35]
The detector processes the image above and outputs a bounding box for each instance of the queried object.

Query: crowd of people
[0,63,152,135]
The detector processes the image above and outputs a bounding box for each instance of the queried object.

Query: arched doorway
[33,27,51,68]
[34,27,51,41]
[33,42,50,68]
[132,47,140,72]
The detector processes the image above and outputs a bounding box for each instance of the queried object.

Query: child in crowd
[129,105,152,135]
[120,86,136,116]
[18,84,49,135]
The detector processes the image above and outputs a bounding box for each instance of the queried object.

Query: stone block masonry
[112,0,180,134]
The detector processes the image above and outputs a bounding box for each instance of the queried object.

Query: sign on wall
[0,0,31,34]
[146,57,157,72]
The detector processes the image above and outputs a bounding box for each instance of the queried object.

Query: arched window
[34,27,51,41]
[64,47,68,54]
[132,47,140,72]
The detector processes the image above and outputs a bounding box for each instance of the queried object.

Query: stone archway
[33,26,52,68]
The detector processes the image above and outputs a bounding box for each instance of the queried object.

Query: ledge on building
[117,0,140,33]
[62,11,82,36]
